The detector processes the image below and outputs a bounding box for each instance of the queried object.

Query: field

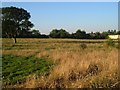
[2,38,119,88]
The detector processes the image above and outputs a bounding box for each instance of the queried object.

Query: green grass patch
[2,55,54,85]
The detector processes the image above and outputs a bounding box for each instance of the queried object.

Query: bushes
[80,43,87,49]
[106,39,115,47]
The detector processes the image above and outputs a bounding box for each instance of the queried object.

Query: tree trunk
[12,37,17,43]
[14,37,17,43]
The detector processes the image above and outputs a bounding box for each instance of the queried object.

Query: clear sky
[1,0,119,2]
[2,2,118,34]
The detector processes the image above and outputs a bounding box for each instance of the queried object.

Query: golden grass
[2,49,38,57]
[2,38,119,88]
[34,47,118,88]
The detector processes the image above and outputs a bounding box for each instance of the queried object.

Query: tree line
[1,6,119,43]
[3,28,119,39]
[49,29,119,39]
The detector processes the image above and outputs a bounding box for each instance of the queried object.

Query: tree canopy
[2,6,34,43]
[49,29,70,38]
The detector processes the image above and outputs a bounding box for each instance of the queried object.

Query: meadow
[2,38,119,88]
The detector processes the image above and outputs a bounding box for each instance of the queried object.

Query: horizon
[2,2,118,34]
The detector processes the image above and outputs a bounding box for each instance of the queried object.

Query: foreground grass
[2,55,54,87]
[2,38,119,88]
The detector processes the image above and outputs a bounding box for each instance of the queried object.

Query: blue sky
[1,0,119,2]
[2,2,118,34]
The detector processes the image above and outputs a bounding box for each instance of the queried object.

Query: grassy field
[2,38,119,88]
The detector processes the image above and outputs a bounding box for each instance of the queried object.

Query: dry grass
[2,38,119,88]
[35,47,118,88]
[2,49,38,57]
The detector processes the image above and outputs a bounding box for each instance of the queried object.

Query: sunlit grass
[2,38,119,88]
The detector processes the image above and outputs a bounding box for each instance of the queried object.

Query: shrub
[80,43,87,49]
[106,39,115,47]
[86,64,99,75]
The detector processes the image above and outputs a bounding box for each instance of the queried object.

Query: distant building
[108,35,120,39]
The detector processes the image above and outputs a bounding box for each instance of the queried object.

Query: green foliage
[2,6,34,43]
[49,29,70,38]
[106,39,115,47]
[2,55,54,85]
[75,29,86,39]
[80,43,87,49]
[31,29,41,36]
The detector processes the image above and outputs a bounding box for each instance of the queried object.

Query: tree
[59,29,70,38]
[2,6,34,43]
[101,31,109,39]
[74,29,86,39]
[117,31,120,34]
[107,30,117,35]
[49,29,60,38]
[49,29,70,38]
[31,29,41,37]
[94,32,101,39]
